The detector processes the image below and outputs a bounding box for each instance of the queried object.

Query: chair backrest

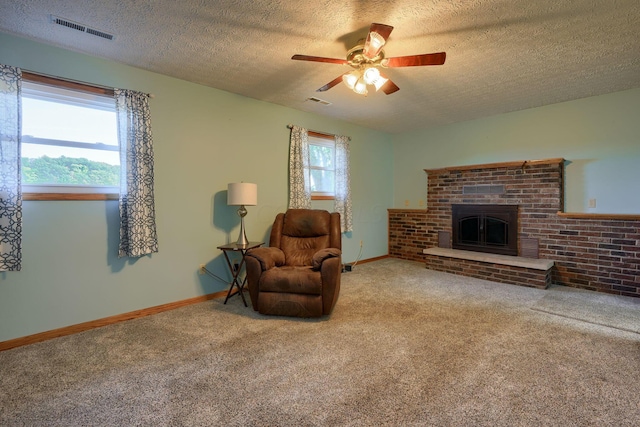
[269,209,341,266]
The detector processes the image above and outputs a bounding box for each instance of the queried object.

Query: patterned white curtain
[288,125,312,209]
[115,89,158,258]
[335,135,353,232]
[0,64,22,271]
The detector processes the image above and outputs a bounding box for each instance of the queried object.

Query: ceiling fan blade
[363,23,394,59]
[292,54,348,65]
[316,74,345,92]
[383,52,446,67]
[380,78,400,95]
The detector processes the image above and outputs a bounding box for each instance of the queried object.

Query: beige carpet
[531,284,640,334]
[1,258,639,426]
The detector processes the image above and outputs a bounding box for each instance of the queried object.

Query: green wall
[0,33,394,342]
[393,88,640,213]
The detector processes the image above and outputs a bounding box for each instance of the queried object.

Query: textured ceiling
[1,0,639,133]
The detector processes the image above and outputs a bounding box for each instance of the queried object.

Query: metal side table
[217,241,263,306]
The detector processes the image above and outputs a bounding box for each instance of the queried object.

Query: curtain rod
[286,124,351,141]
[22,69,155,98]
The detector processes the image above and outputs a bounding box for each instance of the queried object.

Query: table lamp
[227,182,257,246]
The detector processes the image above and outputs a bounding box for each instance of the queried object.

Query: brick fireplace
[388,158,640,298]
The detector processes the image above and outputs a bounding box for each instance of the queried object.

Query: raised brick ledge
[423,247,554,270]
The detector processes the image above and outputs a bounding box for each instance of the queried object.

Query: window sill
[23,193,118,201]
[312,195,334,201]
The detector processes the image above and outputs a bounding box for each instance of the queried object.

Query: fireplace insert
[452,204,518,256]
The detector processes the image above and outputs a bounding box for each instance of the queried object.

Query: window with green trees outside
[21,77,119,196]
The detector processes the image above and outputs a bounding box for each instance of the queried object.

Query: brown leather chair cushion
[312,248,341,270]
[281,236,330,266]
[259,266,322,295]
[280,210,332,266]
[281,209,332,237]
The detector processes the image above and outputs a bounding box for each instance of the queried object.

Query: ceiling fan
[292,23,446,96]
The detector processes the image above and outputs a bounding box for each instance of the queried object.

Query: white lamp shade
[227,183,257,206]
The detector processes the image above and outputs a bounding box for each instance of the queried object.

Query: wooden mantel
[424,158,565,175]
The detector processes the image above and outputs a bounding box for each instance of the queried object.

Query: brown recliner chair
[245,209,342,317]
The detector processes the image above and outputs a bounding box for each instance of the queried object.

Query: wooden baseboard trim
[351,254,389,265]
[0,289,232,352]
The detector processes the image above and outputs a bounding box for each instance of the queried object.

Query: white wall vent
[51,15,115,41]
[306,97,332,106]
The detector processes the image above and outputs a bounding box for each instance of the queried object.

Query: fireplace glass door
[452,205,518,256]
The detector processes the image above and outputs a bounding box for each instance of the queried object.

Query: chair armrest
[312,248,342,270]
[246,247,285,271]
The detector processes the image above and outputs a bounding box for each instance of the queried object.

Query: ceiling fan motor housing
[347,44,386,69]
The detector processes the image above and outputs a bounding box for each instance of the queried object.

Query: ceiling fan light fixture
[353,78,368,95]
[342,70,360,90]
[367,32,385,51]
[372,75,388,91]
[362,67,381,85]
[293,22,446,97]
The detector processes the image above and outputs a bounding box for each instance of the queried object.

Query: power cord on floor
[200,266,233,285]
[351,240,363,268]
[344,240,363,272]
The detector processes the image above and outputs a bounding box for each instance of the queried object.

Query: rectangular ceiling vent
[51,15,114,41]
[306,97,332,106]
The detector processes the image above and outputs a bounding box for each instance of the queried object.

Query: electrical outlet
[404,199,410,207]
[199,264,206,275]
[588,198,596,208]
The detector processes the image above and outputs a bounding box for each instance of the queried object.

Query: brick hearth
[388,158,640,298]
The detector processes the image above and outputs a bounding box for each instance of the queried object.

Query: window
[308,131,335,200]
[21,73,119,200]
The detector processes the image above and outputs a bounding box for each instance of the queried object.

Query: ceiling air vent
[306,97,332,106]
[51,15,114,41]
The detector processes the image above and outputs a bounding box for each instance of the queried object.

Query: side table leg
[222,251,248,307]
[222,251,237,305]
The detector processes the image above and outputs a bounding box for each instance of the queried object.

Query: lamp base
[236,205,249,247]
